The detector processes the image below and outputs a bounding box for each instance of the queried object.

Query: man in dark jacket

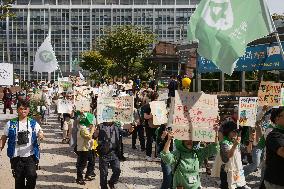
[264,107,284,188]
[94,122,134,189]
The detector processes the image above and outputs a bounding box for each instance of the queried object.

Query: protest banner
[157,89,169,101]
[171,125,192,141]
[238,97,258,127]
[149,101,168,125]
[281,88,284,106]
[57,99,74,114]
[258,81,282,106]
[58,81,73,93]
[74,86,91,100]
[97,96,134,124]
[75,98,91,112]
[170,91,218,142]
[58,77,70,82]
[92,87,100,95]
[98,85,115,97]
[192,127,216,143]
[0,63,13,86]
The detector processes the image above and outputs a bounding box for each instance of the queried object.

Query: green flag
[188,0,274,74]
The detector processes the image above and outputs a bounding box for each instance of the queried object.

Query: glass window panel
[120,0,133,4]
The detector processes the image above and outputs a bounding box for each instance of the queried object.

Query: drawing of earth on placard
[239,110,248,126]
[102,107,115,120]
[156,108,163,122]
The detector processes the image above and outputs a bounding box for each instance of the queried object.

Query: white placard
[57,99,74,114]
[149,101,168,125]
[0,63,13,86]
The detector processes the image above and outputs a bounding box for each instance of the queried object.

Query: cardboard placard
[57,99,74,114]
[75,98,91,112]
[191,127,216,143]
[170,91,219,142]
[0,63,13,86]
[157,89,169,101]
[149,101,168,125]
[258,82,281,106]
[58,81,73,93]
[97,96,134,124]
[171,125,192,141]
[238,97,258,127]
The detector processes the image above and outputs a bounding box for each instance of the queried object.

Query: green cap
[79,112,94,127]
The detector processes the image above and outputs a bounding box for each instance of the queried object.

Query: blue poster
[198,42,284,73]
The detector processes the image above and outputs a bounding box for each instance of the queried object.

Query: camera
[17,131,30,145]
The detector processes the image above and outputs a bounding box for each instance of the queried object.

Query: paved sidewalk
[0,109,261,189]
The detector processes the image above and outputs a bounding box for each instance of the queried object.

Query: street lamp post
[168,25,185,75]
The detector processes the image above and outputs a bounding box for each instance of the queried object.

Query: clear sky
[267,0,284,14]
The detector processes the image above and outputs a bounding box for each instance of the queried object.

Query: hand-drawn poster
[238,97,258,127]
[157,89,169,101]
[74,86,91,100]
[281,88,284,106]
[0,63,13,86]
[98,85,115,97]
[57,99,74,114]
[75,98,91,112]
[191,127,216,143]
[258,82,282,106]
[171,124,192,141]
[149,101,168,125]
[58,81,73,93]
[170,91,219,142]
[97,96,134,124]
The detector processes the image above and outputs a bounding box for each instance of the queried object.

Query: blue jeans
[244,146,263,176]
[160,160,172,189]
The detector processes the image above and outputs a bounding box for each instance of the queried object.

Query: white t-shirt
[4,119,42,158]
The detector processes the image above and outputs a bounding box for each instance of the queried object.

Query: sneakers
[146,156,152,161]
[243,185,251,189]
[76,179,86,185]
[153,157,161,162]
[85,176,94,181]
[108,181,115,189]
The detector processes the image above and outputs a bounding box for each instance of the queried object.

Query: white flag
[79,71,85,80]
[33,36,58,73]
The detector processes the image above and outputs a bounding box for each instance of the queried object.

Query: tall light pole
[168,25,185,75]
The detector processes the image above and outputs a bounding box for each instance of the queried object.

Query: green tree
[0,0,15,20]
[80,50,112,79]
[81,25,156,79]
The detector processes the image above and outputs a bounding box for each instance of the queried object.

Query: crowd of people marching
[0,75,284,189]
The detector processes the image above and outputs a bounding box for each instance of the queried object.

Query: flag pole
[263,0,284,61]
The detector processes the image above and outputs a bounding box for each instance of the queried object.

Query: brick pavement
[0,108,261,189]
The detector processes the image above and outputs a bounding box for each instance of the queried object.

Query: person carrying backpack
[161,129,219,189]
[0,100,44,189]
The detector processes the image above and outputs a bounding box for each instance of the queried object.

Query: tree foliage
[80,50,112,79]
[0,0,16,20]
[80,25,156,79]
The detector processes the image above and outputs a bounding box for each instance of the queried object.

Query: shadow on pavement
[37,174,75,184]
[40,162,76,174]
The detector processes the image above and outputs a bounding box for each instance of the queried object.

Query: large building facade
[0,0,198,81]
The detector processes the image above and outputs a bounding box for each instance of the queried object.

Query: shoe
[146,156,152,161]
[88,173,96,178]
[108,181,115,189]
[119,156,127,161]
[243,185,251,189]
[153,157,161,162]
[85,176,94,181]
[132,146,137,150]
[76,179,86,185]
